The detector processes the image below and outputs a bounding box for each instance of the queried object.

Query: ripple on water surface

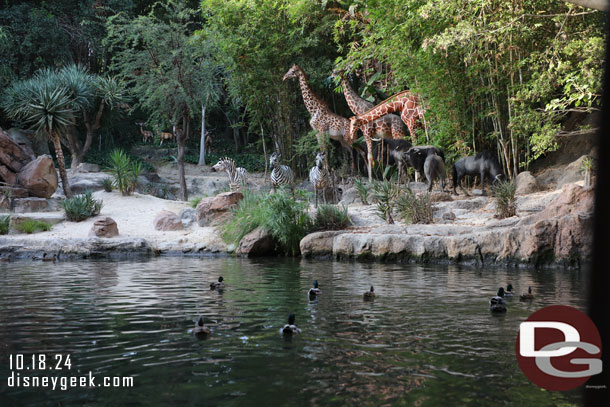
[0,258,586,407]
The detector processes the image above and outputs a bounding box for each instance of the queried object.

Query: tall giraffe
[348,90,426,147]
[335,71,409,180]
[283,64,352,154]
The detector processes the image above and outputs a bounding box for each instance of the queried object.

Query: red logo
[515,305,602,391]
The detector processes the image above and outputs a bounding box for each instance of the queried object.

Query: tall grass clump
[372,180,400,224]
[354,178,370,205]
[108,149,141,196]
[493,180,517,219]
[61,191,103,222]
[396,187,433,224]
[0,215,9,235]
[101,177,113,192]
[221,191,270,246]
[189,196,203,208]
[16,219,52,234]
[312,204,351,231]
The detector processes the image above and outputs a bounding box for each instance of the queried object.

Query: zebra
[309,152,330,207]
[211,157,248,192]
[269,152,294,192]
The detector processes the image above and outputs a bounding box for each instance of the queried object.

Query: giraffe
[283,64,353,157]
[334,70,409,180]
[348,90,426,147]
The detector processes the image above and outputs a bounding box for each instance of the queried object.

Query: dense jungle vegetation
[0,0,604,198]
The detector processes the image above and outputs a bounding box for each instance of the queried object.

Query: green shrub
[372,180,400,224]
[265,189,312,256]
[101,178,113,192]
[108,149,142,196]
[190,197,203,208]
[221,191,270,246]
[354,178,370,205]
[16,219,52,234]
[61,191,103,222]
[396,187,433,224]
[221,189,312,256]
[493,180,517,219]
[0,215,9,235]
[312,204,351,231]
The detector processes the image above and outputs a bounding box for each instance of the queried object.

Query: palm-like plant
[2,75,77,197]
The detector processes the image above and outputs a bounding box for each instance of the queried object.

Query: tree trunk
[198,104,206,166]
[178,115,189,201]
[52,131,72,198]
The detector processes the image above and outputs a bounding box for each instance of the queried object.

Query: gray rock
[153,210,184,231]
[179,208,196,227]
[442,211,456,221]
[12,197,60,213]
[89,217,119,238]
[68,173,113,194]
[516,171,541,195]
[339,187,363,205]
[236,227,277,257]
[73,162,101,173]
[300,231,343,258]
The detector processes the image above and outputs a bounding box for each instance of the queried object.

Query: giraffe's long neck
[341,77,372,115]
[356,98,404,126]
[296,72,326,117]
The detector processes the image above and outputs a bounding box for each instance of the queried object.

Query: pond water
[0,258,587,406]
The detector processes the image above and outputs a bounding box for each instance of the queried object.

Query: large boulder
[153,210,184,231]
[73,162,101,173]
[178,208,196,228]
[69,173,113,194]
[0,127,34,182]
[300,231,344,258]
[12,197,60,213]
[516,171,541,195]
[339,187,364,206]
[196,191,243,226]
[16,155,58,198]
[236,227,277,257]
[89,217,119,238]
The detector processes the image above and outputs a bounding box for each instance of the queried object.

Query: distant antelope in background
[159,129,174,145]
[204,131,213,155]
[137,122,154,143]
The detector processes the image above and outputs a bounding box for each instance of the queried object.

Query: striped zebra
[269,152,294,192]
[212,157,248,192]
[309,152,330,207]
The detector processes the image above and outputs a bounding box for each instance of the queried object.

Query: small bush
[108,149,142,196]
[190,197,203,208]
[312,204,351,231]
[0,215,9,235]
[354,178,370,205]
[265,189,312,256]
[101,178,113,192]
[61,191,103,222]
[493,180,517,219]
[396,188,433,224]
[16,219,52,234]
[372,180,400,224]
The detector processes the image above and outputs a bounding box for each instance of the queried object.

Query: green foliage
[108,149,141,196]
[311,204,351,231]
[101,178,113,192]
[190,197,203,208]
[396,188,433,225]
[61,191,103,222]
[581,156,594,173]
[0,215,9,235]
[371,180,400,224]
[221,189,312,256]
[493,181,517,219]
[354,178,370,205]
[265,189,312,257]
[15,219,52,234]
[221,191,271,247]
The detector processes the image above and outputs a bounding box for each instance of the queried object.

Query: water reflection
[0,258,585,406]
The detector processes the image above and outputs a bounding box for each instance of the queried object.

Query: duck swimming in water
[210,276,225,290]
[520,286,535,301]
[280,313,301,335]
[363,286,375,300]
[33,253,57,262]
[489,287,507,313]
[308,280,321,299]
[193,316,211,338]
[0,254,12,262]
[504,284,514,297]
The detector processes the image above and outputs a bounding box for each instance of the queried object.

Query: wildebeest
[424,153,445,192]
[400,145,445,182]
[452,150,504,195]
